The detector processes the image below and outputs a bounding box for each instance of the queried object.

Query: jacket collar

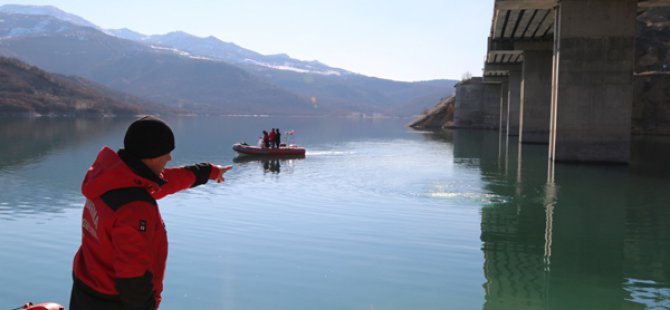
[118,149,167,187]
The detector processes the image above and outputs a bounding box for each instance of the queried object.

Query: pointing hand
[215,165,233,183]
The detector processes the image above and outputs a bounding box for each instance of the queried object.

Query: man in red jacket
[69,116,232,310]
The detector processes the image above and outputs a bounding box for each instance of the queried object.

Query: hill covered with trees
[0,57,172,116]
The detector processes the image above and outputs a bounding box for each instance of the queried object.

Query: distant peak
[107,28,148,40]
[268,53,290,59]
[0,4,63,16]
[1,4,60,10]
[307,59,324,65]
[205,35,222,42]
[0,4,99,29]
[111,27,142,33]
[165,30,193,37]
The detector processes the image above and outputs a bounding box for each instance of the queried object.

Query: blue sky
[2,0,493,81]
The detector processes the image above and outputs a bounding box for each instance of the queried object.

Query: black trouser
[70,283,125,310]
[70,273,156,310]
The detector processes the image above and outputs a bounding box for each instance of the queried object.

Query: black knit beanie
[123,116,175,159]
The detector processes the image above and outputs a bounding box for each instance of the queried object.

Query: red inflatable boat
[233,143,306,156]
[13,302,64,310]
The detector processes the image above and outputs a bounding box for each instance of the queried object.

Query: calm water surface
[0,116,668,310]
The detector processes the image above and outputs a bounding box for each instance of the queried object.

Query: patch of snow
[188,55,217,61]
[242,58,341,76]
[149,44,219,62]
[150,45,191,57]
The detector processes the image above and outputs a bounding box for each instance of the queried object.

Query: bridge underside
[454,0,670,163]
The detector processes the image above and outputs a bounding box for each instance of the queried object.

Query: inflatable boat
[233,143,306,156]
[13,302,64,310]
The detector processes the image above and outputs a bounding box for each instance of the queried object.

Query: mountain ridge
[0,11,314,115]
[0,4,100,30]
[107,28,354,78]
[0,4,456,116]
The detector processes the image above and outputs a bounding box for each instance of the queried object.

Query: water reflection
[479,142,549,309]
[417,128,454,144]
[443,128,670,310]
[233,155,305,174]
[0,117,130,218]
[0,117,128,170]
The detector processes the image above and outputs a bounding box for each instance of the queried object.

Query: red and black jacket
[70,146,222,310]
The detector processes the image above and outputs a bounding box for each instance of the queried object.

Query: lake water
[0,116,669,310]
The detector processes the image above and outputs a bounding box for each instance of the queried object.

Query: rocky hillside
[636,7,670,72]
[633,72,670,135]
[0,57,171,116]
[634,7,670,135]
[408,96,454,129]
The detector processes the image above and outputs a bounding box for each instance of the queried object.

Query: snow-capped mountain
[0,10,99,39]
[0,4,99,30]
[0,11,309,115]
[0,4,456,116]
[108,29,352,77]
[0,4,353,78]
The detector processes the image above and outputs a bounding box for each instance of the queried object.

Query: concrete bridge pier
[454,78,502,129]
[483,82,502,129]
[507,67,522,137]
[520,48,552,144]
[499,81,509,134]
[454,78,484,128]
[549,0,636,163]
[483,76,509,134]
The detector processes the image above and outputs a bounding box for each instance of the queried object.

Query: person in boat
[268,128,277,148]
[275,128,281,148]
[69,116,233,310]
[262,130,269,148]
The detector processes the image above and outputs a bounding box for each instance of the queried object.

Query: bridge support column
[454,78,483,128]
[483,82,502,129]
[499,81,509,133]
[484,76,509,133]
[507,67,522,136]
[521,50,552,144]
[454,77,501,129]
[549,0,636,163]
